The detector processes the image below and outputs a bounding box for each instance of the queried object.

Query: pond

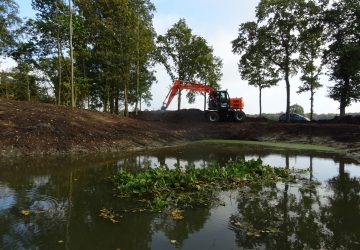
[1,143,360,249]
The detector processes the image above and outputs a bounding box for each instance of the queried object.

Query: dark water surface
[1,144,360,250]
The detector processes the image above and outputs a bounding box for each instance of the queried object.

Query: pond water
[1,143,360,250]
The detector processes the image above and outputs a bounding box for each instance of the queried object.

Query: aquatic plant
[113,159,293,210]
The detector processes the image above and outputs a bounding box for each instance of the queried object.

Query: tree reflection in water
[231,158,360,249]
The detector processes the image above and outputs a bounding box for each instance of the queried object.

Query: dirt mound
[1,99,360,161]
[136,109,206,123]
[0,99,183,156]
[318,115,360,124]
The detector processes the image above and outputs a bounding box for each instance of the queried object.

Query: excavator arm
[161,80,217,110]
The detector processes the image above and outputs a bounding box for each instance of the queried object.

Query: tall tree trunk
[259,86,262,118]
[109,91,114,114]
[69,0,75,108]
[124,78,129,117]
[139,95,142,111]
[27,75,30,102]
[115,89,119,115]
[203,81,207,111]
[339,100,346,117]
[310,85,314,121]
[339,78,350,117]
[285,70,291,122]
[135,11,140,115]
[204,93,207,111]
[56,0,62,105]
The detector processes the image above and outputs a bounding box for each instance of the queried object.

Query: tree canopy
[157,19,222,110]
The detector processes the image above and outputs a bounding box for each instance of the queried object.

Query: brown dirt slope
[1,99,360,160]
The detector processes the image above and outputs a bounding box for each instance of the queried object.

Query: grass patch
[196,140,343,153]
[113,159,294,211]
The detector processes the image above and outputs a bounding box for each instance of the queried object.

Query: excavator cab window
[219,91,229,109]
[208,92,219,110]
[208,91,229,110]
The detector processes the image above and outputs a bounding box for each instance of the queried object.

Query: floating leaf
[170,240,177,244]
[20,210,30,216]
[234,222,245,228]
[58,240,64,244]
[267,227,280,233]
[255,233,261,237]
[99,208,120,223]
[246,231,254,236]
[170,209,184,220]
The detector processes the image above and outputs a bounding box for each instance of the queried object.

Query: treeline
[232,0,360,120]
[1,0,158,115]
[0,0,359,118]
[0,0,222,115]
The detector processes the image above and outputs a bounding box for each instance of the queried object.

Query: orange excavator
[161,80,245,122]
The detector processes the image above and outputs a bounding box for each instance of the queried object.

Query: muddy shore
[1,99,360,161]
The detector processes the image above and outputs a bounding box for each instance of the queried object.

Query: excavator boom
[161,80,216,110]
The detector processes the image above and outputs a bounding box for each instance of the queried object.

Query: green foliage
[254,0,308,121]
[290,104,305,115]
[232,21,279,117]
[324,0,360,116]
[113,159,292,210]
[297,0,324,120]
[0,0,21,55]
[157,19,222,109]
[7,0,156,112]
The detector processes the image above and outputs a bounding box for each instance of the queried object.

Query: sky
[9,0,360,115]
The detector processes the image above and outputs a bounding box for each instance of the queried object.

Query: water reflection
[231,162,360,249]
[0,144,359,249]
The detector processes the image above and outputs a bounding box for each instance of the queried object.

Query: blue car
[279,113,310,122]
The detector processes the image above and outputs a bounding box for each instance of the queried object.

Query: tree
[0,0,21,56]
[290,104,304,115]
[324,0,360,116]
[256,0,306,121]
[232,22,279,117]
[69,0,75,107]
[188,36,222,110]
[74,0,156,115]
[297,0,324,121]
[157,19,222,110]
[130,0,156,115]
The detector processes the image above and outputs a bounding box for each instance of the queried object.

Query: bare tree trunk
[135,11,140,115]
[69,0,75,108]
[339,78,349,117]
[204,93,207,111]
[139,95,142,111]
[310,85,314,121]
[203,81,207,111]
[27,76,30,101]
[56,0,62,105]
[259,86,262,118]
[124,79,129,117]
[115,90,119,115]
[285,70,291,122]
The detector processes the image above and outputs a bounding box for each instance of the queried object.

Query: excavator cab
[209,91,230,110]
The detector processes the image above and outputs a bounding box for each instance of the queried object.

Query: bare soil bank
[1,99,360,161]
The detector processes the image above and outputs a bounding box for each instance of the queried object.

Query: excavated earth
[1,99,360,162]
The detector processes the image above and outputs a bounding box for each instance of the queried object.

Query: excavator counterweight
[162,80,246,122]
